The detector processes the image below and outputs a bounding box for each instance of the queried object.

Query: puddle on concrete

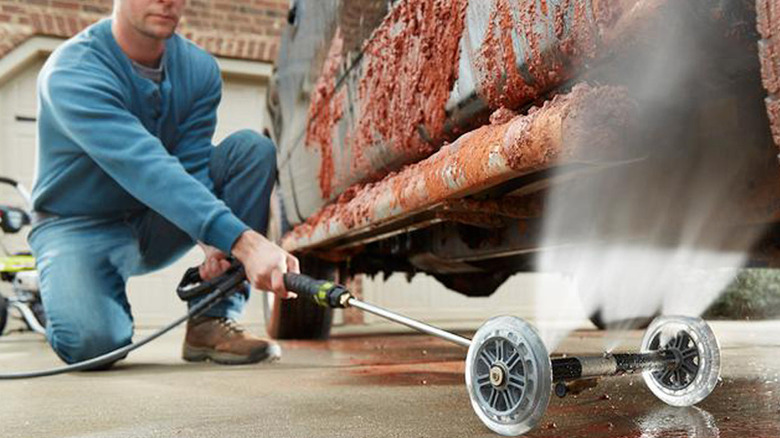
[529,377,780,437]
[283,330,779,436]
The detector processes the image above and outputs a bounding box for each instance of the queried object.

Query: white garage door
[0,55,270,327]
[0,57,42,256]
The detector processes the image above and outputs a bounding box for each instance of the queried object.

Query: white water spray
[533,2,771,350]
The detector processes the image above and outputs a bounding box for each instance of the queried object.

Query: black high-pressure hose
[0,261,345,380]
[0,264,248,380]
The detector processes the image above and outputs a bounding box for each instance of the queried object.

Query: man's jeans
[28,130,277,364]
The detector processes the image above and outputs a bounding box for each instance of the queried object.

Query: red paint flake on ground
[344,361,465,386]
[351,0,468,176]
[305,28,345,199]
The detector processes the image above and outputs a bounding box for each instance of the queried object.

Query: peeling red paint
[766,98,780,149]
[288,0,756,254]
[757,0,776,39]
[307,0,673,206]
[352,0,469,180]
[757,0,780,149]
[283,84,635,253]
[473,0,609,110]
[305,28,345,199]
[473,0,537,110]
[759,40,780,96]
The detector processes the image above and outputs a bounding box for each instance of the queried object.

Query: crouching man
[29,0,297,366]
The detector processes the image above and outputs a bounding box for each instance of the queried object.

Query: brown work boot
[182,316,282,365]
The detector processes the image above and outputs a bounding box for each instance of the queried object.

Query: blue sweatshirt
[33,19,248,254]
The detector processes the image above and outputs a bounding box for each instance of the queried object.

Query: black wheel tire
[0,294,7,335]
[263,188,334,340]
[589,309,656,331]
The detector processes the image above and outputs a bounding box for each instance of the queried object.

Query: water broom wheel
[641,316,721,407]
[465,316,552,436]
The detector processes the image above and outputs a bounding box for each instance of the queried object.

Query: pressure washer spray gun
[177,261,721,437]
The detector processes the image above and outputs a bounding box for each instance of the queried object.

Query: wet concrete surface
[1,320,779,437]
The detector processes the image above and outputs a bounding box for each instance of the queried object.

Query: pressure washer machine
[0,262,721,436]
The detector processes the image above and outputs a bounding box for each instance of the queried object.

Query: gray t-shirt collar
[131,52,165,83]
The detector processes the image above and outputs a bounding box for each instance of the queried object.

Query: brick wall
[0,0,289,61]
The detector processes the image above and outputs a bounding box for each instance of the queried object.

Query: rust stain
[434,210,506,228]
[441,194,546,219]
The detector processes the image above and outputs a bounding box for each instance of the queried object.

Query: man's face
[116,0,185,40]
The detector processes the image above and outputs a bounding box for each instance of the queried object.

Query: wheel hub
[489,364,506,388]
[650,330,700,391]
[475,337,527,414]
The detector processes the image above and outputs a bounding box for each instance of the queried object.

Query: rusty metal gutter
[282,84,637,255]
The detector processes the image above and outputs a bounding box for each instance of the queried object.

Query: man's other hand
[231,230,300,299]
[198,243,232,281]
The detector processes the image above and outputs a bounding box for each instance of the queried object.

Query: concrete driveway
[1,320,778,437]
